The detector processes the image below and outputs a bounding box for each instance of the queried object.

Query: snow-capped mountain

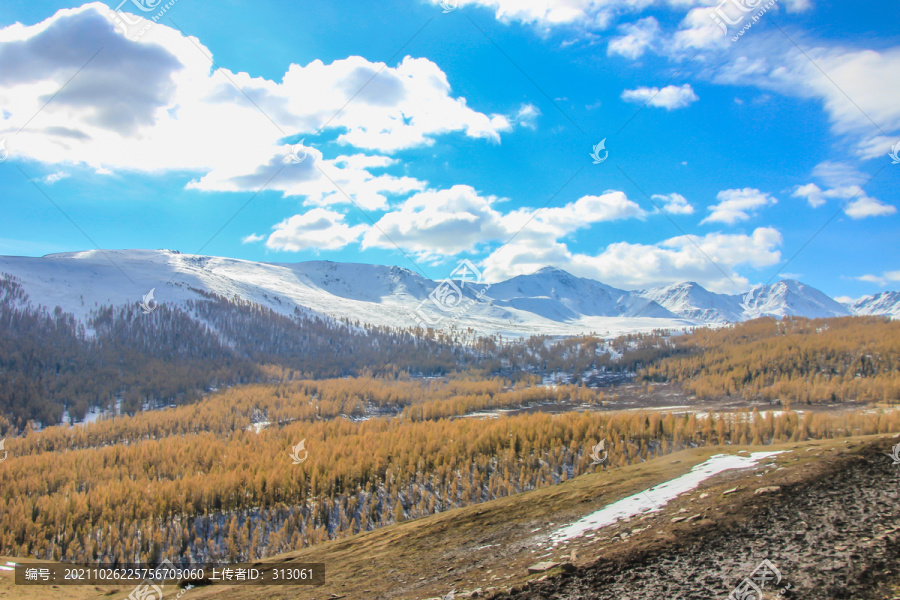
[640,279,854,323]
[0,250,893,338]
[845,291,900,320]
[739,280,851,320]
[639,282,745,324]
[487,267,677,321]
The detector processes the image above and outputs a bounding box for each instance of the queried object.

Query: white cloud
[671,6,730,53]
[424,0,810,33]
[266,208,368,252]
[701,188,776,225]
[507,191,648,238]
[672,0,812,53]
[359,188,647,259]
[514,104,541,129]
[483,227,783,293]
[852,270,900,286]
[361,185,508,258]
[651,192,694,214]
[621,84,698,110]
[714,44,900,160]
[43,171,70,184]
[0,4,522,185]
[844,195,897,219]
[811,160,868,188]
[188,145,426,210]
[792,161,896,219]
[608,17,660,59]
[242,233,266,244]
[791,183,826,208]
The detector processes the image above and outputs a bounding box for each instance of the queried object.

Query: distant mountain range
[0,250,895,337]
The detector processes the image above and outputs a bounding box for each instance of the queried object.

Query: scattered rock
[699,493,710,499]
[754,486,781,496]
[527,562,559,574]
[723,487,739,495]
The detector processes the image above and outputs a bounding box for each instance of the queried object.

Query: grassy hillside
[1,434,888,600]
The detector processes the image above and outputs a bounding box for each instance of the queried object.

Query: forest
[7,266,898,435]
[1,374,896,565]
[1,281,899,567]
[639,316,900,404]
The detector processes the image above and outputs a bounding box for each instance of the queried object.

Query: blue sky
[0,0,897,299]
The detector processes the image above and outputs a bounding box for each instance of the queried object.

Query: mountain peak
[531,266,575,277]
[0,252,895,336]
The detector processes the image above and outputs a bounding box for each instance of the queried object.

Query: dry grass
[0,435,880,600]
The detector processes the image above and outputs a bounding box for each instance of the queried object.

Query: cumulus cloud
[359,187,646,259]
[843,195,897,219]
[621,84,698,110]
[506,191,648,239]
[266,208,368,252]
[792,161,896,219]
[483,227,783,293]
[672,0,812,53]
[791,183,826,208]
[608,17,660,59]
[242,233,266,244]
[361,185,508,258]
[651,192,694,215]
[0,4,523,186]
[701,188,777,225]
[189,146,425,210]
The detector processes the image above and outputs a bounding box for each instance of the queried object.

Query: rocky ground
[488,437,900,600]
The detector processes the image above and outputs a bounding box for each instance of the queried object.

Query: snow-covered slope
[488,267,677,320]
[0,250,888,337]
[0,250,693,338]
[740,280,851,320]
[639,282,744,324]
[846,291,900,320]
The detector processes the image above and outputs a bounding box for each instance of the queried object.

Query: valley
[0,253,898,599]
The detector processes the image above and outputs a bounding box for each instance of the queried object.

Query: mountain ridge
[0,249,895,337]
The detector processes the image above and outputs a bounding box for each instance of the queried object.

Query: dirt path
[490,437,900,600]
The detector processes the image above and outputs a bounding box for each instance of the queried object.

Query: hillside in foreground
[2,434,897,599]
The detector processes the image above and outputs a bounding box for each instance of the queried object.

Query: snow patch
[548,451,785,544]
